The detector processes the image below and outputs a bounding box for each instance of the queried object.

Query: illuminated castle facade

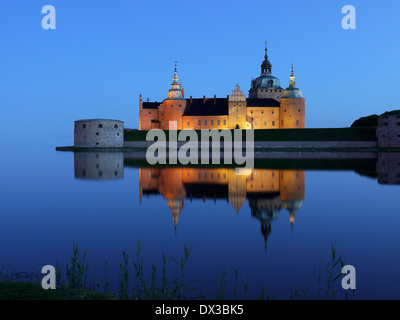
[139,167,305,253]
[139,42,305,131]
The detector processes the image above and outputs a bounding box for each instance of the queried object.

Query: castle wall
[140,109,159,131]
[249,88,283,100]
[228,101,247,129]
[279,170,305,201]
[279,98,305,128]
[162,100,186,130]
[182,115,229,130]
[246,169,280,193]
[376,114,400,147]
[74,120,124,148]
[247,107,280,129]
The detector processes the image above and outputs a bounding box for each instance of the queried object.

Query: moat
[2,139,400,299]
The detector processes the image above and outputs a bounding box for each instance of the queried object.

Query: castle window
[179,105,181,108]
[281,120,284,125]
[218,120,221,125]
[272,121,275,126]
[272,111,274,114]
[284,109,287,112]
[211,120,214,125]
[298,109,301,112]
[251,111,253,114]
[187,122,190,126]
[264,121,266,126]
[162,113,164,116]
[82,124,86,128]
[296,120,299,125]
[198,120,201,126]
[96,142,99,145]
[238,103,241,106]
[114,124,118,128]
[233,103,236,106]
[96,132,99,135]
[98,124,103,128]
[117,133,120,136]
[149,121,151,126]
[149,112,151,114]
[204,120,207,125]
[255,121,257,126]
[162,121,164,126]
[223,120,226,125]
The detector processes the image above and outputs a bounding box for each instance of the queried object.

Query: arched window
[82,124,86,128]
[114,124,118,128]
[98,124,103,128]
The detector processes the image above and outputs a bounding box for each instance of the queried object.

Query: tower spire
[167,61,183,100]
[261,41,272,75]
[289,64,296,86]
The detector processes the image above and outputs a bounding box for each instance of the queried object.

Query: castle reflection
[72,151,400,253]
[139,167,305,253]
[74,152,124,180]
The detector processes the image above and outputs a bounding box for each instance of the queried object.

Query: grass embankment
[0,282,116,300]
[124,127,377,142]
[0,241,354,300]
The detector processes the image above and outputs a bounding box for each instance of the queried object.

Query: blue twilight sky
[0,0,400,145]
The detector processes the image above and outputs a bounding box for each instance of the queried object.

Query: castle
[139,166,305,253]
[139,42,305,131]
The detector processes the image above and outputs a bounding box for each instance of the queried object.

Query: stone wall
[376,114,400,147]
[74,119,124,148]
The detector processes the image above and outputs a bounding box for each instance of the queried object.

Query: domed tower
[248,41,284,100]
[280,170,305,231]
[280,65,305,128]
[161,63,186,130]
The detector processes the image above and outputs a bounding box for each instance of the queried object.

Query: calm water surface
[1,137,400,299]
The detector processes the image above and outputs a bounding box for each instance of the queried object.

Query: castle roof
[183,98,229,116]
[246,98,280,107]
[142,102,159,109]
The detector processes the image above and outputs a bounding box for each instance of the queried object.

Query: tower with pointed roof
[159,63,187,130]
[248,41,284,100]
[280,65,305,128]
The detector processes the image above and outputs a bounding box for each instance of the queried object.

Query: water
[1,138,400,299]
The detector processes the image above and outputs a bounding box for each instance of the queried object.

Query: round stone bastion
[74,119,124,148]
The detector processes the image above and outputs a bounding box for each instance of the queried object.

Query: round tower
[280,65,305,128]
[163,63,186,130]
